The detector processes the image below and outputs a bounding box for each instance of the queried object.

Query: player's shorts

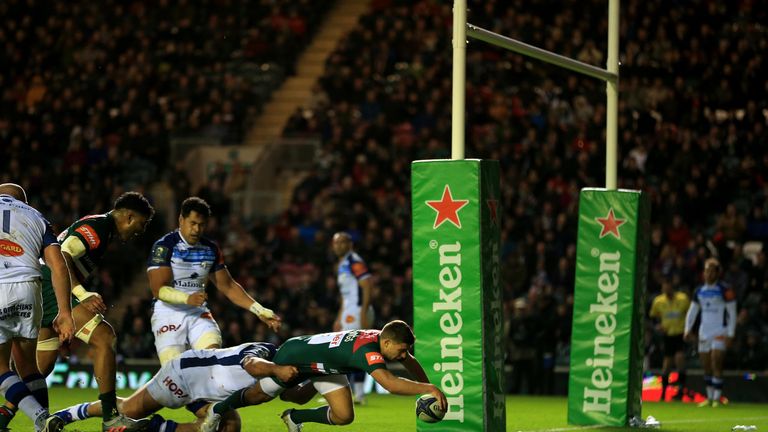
[0,281,43,343]
[661,334,685,355]
[151,308,221,352]
[40,266,82,328]
[698,334,727,353]
[145,360,193,408]
[260,374,350,398]
[340,305,375,331]
[40,266,58,328]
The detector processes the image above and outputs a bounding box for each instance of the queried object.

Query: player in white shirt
[331,232,374,404]
[684,258,737,407]
[0,183,74,432]
[147,197,280,365]
[53,342,298,432]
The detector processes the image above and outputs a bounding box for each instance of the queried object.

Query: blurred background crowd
[1,0,767,393]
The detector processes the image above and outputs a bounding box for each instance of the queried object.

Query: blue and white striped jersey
[337,251,371,310]
[147,231,225,312]
[177,342,276,402]
[0,194,57,283]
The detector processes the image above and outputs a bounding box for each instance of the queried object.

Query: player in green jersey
[34,192,154,432]
[198,320,447,432]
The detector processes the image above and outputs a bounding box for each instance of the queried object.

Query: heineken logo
[432,241,465,422]
[426,185,469,229]
[595,208,626,239]
[582,250,621,414]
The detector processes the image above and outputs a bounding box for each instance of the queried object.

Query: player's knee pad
[75,314,104,344]
[192,331,222,350]
[37,337,60,351]
[158,346,184,365]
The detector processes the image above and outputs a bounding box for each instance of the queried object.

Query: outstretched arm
[213,268,281,332]
[400,352,429,383]
[370,368,446,410]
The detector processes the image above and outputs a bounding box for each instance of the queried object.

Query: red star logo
[426,185,469,229]
[595,208,626,239]
[487,199,499,226]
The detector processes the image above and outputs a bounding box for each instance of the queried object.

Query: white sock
[55,402,92,423]
[706,386,714,400]
[353,381,365,400]
[0,373,47,428]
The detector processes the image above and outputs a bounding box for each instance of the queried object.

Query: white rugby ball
[415,394,446,423]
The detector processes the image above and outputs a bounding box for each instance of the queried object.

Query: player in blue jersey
[147,197,281,365]
[330,232,374,404]
[0,183,74,432]
[684,258,737,407]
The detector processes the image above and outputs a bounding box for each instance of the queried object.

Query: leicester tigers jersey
[337,251,371,309]
[147,231,225,312]
[0,194,57,283]
[55,213,116,284]
[273,330,387,377]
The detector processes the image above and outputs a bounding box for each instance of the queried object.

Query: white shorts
[340,305,375,331]
[0,281,42,344]
[260,374,349,398]
[145,361,193,408]
[698,334,728,353]
[151,308,221,352]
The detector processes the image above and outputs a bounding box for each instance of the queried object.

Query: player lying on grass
[53,342,297,432]
[199,320,447,432]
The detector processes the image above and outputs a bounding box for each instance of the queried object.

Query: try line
[515,416,768,432]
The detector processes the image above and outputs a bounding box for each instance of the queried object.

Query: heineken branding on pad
[412,159,505,431]
[568,189,649,426]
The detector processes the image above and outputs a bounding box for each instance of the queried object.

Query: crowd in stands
[0,0,329,310]
[2,0,768,394]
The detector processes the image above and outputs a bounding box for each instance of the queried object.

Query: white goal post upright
[447,1,652,429]
[452,0,621,189]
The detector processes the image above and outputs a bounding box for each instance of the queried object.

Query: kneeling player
[201,320,446,432]
[54,342,297,432]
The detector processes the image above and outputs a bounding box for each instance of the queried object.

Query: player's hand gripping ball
[415,394,446,423]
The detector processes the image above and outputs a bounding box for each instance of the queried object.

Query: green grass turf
[5,390,767,431]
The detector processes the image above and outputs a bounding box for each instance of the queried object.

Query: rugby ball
[415,394,445,423]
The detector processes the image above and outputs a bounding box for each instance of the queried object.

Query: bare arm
[148,266,174,299]
[683,301,700,340]
[400,352,429,383]
[43,245,75,342]
[243,357,298,383]
[359,276,372,328]
[370,368,446,410]
[213,269,281,332]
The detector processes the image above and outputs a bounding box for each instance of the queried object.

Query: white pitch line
[515,416,768,432]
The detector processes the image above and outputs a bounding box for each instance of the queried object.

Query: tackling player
[53,342,298,432]
[147,197,280,365]
[0,183,75,432]
[684,258,737,407]
[330,232,374,404]
[34,191,154,431]
[200,320,447,432]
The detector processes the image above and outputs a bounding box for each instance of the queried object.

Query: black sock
[291,406,334,425]
[99,390,119,421]
[213,389,248,415]
[661,373,669,399]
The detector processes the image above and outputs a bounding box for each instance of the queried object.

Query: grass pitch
[5,390,767,431]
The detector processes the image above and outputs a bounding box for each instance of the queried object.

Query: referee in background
[649,278,691,401]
